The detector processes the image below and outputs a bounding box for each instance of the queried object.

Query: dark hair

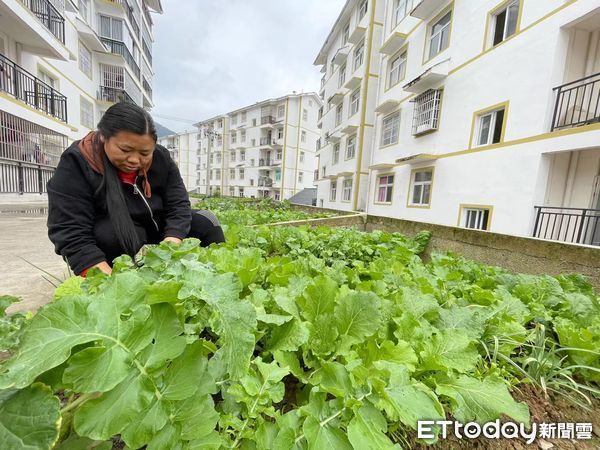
[93,102,157,260]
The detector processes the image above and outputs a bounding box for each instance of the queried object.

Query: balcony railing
[100,37,141,79]
[258,158,272,167]
[260,137,274,146]
[533,206,600,246]
[98,85,135,104]
[551,72,600,131]
[0,159,55,194]
[0,53,67,122]
[258,177,273,187]
[19,0,65,43]
[261,115,276,125]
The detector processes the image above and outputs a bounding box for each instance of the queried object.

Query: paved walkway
[0,205,68,313]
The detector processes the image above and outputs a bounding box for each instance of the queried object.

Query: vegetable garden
[0,198,598,449]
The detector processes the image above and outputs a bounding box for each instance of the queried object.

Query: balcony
[332,46,351,66]
[97,85,135,104]
[260,137,274,146]
[551,72,600,131]
[0,53,68,122]
[100,37,141,79]
[106,0,140,37]
[0,0,68,59]
[258,177,273,188]
[533,206,600,247]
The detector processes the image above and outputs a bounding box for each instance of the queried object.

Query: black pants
[94,209,225,265]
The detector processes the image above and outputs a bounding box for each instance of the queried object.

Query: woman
[47,102,225,276]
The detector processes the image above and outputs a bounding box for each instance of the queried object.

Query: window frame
[425,8,452,62]
[353,40,365,72]
[335,103,344,126]
[330,179,338,201]
[342,178,353,202]
[375,173,395,204]
[407,166,435,208]
[458,204,493,231]
[349,88,360,117]
[387,48,407,89]
[468,101,509,148]
[333,142,340,164]
[339,63,347,88]
[380,111,400,147]
[78,40,93,79]
[345,134,357,160]
[358,0,368,20]
[487,0,521,49]
[411,88,443,136]
[393,0,413,27]
[301,130,307,143]
[80,96,94,129]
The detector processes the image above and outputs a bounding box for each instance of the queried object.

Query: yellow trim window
[346,135,357,159]
[336,103,344,126]
[476,107,505,147]
[330,179,338,201]
[343,178,353,201]
[428,11,452,60]
[492,0,520,46]
[353,40,365,72]
[409,168,433,205]
[333,142,340,164]
[381,111,400,146]
[350,88,361,116]
[388,50,407,88]
[339,63,347,88]
[393,0,413,27]
[460,206,492,231]
[376,174,394,203]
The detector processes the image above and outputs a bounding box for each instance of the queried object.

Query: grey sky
[151,0,346,133]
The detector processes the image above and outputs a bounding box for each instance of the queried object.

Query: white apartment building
[157,130,199,192]
[0,0,162,198]
[193,93,322,201]
[316,0,600,247]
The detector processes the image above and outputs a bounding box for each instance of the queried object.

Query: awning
[403,59,450,93]
[395,153,437,164]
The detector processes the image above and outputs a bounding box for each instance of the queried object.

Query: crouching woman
[47,102,224,276]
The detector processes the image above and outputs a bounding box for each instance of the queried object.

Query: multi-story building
[194,93,322,200]
[157,130,199,192]
[0,0,162,198]
[316,0,600,247]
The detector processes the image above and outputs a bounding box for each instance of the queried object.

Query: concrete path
[0,205,68,313]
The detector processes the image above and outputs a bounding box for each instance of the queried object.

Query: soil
[410,385,600,449]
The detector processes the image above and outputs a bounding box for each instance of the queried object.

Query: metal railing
[551,72,600,131]
[0,53,67,122]
[261,115,276,125]
[100,37,141,79]
[259,137,274,146]
[19,0,65,43]
[0,159,55,194]
[258,158,272,167]
[533,206,600,246]
[258,177,273,187]
[97,85,135,104]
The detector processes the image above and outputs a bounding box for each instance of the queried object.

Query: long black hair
[93,101,157,260]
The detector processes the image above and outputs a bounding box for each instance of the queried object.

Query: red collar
[117,171,137,184]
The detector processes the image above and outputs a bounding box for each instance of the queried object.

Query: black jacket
[47,141,191,274]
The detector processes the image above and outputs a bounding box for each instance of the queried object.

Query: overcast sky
[151,0,346,133]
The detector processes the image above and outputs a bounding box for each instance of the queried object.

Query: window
[353,41,364,72]
[231,132,237,144]
[241,130,246,142]
[239,188,244,197]
[339,64,346,88]
[231,114,237,125]
[251,138,256,146]
[428,10,452,60]
[300,151,305,163]
[78,0,90,23]
[229,169,235,179]
[216,153,221,164]
[336,103,343,126]
[215,169,221,180]
[250,158,255,166]
[252,119,257,127]
[277,128,284,139]
[358,0,368,20]
[239,169,245,179]
[409,168,433,206]
[337,22,347,46]
[388,50,407,88]
[240,150,246,161]
[333,142,340,164]
[322,166,326,178]
[99,15,123,40]
[301,131,307,143]
[381,112,400,146]
[274,191,281,201]
[217,119,223,128]
[78,41,92,78]
[343,179,353,201]
[349,88,360,116]
[376,175,394,203]
[277,105,285,118]
[330,180,337,201]
[276,149,283,160]
[80,97,94,129]
[393,0,412,26]
[298,172,303,183]
[461,206,491,231]
[303,109,308,121]
[492,0,520,47]
[241,111,247,122]
[229,187,235,196]
[250,178,255,186]
[476,107,505,147]
[38,70,57,89]
[210,154,214,164]
[346,135,356,159]
[230,150,236,162]
[275,169,281,181]
[412,89,442,135]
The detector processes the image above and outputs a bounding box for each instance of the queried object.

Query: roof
[313,0,355,66]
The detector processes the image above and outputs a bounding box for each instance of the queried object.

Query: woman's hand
[92,261,112,275]
[163,236,182,244]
